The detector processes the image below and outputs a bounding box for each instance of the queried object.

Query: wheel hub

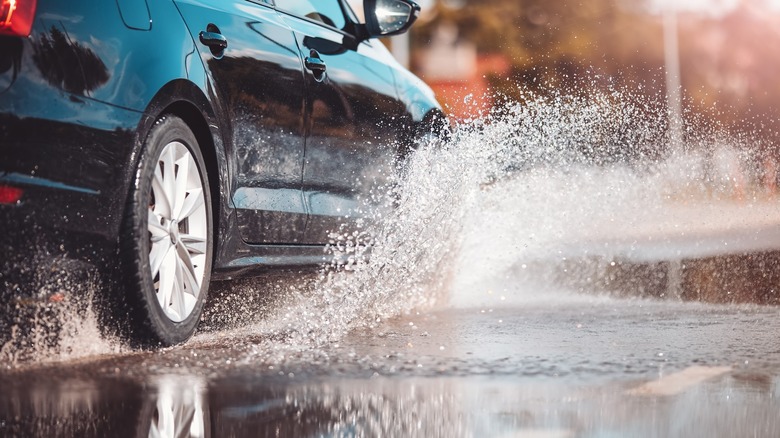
[168,219,180,245]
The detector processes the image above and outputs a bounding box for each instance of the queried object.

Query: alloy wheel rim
[147,141,208,323]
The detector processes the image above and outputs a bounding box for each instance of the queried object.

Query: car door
[173,0,308,244]
[275,0,411,244]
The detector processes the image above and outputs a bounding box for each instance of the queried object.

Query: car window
[276,0,347,29]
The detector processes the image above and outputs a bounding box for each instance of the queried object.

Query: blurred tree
[413,1,667,103]
[410,0,780,144]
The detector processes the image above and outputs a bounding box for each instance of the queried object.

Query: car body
[0,0,443,345]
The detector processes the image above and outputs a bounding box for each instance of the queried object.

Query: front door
[276,1,409,244]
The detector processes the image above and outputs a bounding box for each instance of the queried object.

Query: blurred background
[365,0,780,149]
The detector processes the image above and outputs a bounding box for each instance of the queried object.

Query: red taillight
[0,0,37,37]
[0,185,23,203]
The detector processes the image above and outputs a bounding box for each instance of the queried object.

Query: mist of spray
[5,83,775,365]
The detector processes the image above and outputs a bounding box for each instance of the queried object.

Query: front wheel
[120,115,213,346]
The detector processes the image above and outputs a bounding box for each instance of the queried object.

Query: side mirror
[363,0,420,38]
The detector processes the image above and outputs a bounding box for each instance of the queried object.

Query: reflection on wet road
[3,298,780,437]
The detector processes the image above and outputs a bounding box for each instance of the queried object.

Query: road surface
[4,162,780,437]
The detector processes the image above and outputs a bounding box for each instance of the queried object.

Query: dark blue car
[0,0,444,346]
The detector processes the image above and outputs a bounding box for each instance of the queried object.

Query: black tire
[118,115,213,347]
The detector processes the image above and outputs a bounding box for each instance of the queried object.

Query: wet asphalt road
[5,174,780,437]
[3,293,780,437]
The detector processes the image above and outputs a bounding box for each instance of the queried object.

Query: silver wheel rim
[148,141,208,323]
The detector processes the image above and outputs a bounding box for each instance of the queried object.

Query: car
[0,0,445,346]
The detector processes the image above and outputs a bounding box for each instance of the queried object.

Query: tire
[119,115,213,347]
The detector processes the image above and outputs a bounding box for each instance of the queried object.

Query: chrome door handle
[199,26,227,59]
[199,31,227,49]
[304,50,326,81]
[305,55,326,73]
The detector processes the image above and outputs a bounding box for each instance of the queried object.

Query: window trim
[246,0,275,7]
[273,0,375,49]
[273,0,355,36]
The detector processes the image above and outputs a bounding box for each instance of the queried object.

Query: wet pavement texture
[3,295,780,437]
[7,125,780,436]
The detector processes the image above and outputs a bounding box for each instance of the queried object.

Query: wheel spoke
[152,166,173,220]
[172,151,190,220]
[180,234,206,255]
[157,248,178,316]
[171,257,186,320]
[162,144,178,218]
[177,188,204,222]
[148,209,168,243]
[149,240,171,279]
[176,241,201,296]
[176,257,201,320]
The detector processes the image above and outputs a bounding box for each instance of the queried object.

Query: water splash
[1,259,122,366]
[7,83,780,365]
[234,84,780,360]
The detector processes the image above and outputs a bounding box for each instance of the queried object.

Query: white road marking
[627,365,732,396]
[499,430,574,438]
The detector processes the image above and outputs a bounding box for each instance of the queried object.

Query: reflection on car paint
[31,26,110,95]
[0,172,101,195]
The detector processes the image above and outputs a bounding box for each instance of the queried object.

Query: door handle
[199,31,227,49]
[199,27,227,58]
[304,56,326,73]
[304,50,326,81]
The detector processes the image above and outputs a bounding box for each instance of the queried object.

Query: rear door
[173,0,308,244]
[276,0,410,244]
